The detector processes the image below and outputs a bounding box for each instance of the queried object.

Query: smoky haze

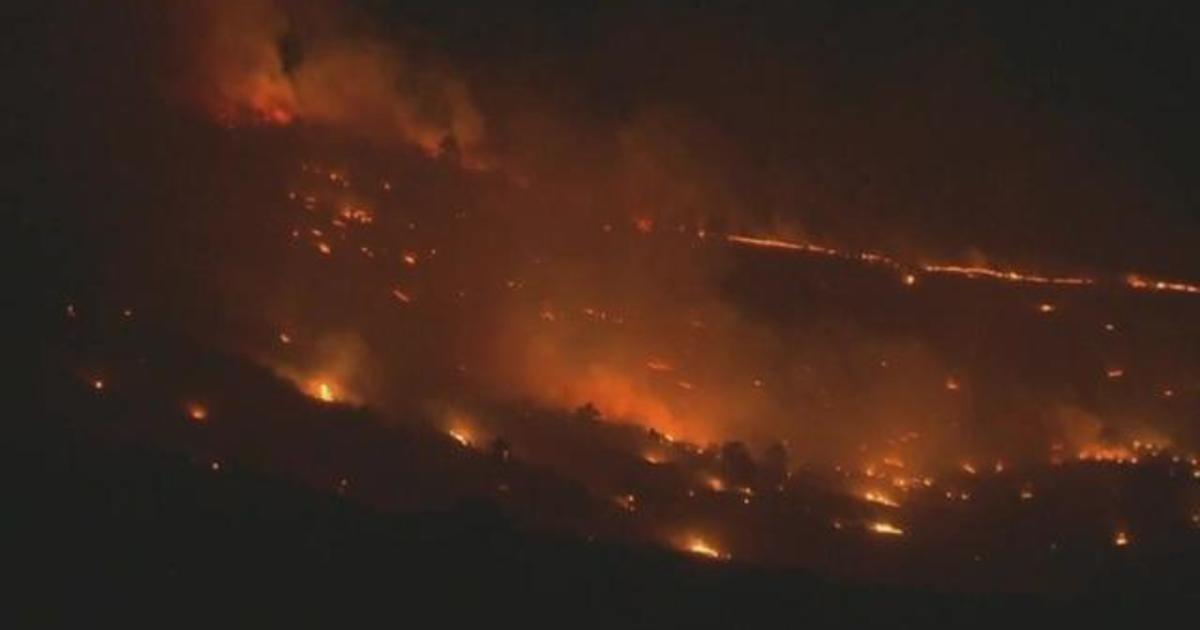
[16,0,1200,476]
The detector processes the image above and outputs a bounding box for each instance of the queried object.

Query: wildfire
[1126,274,1200,294]
[185,403,208,423]
[863,490,900,508]
[921,264,1093,286]
[1077,444,1137,464]
[684,537,729,560]
[645,359,673,372]
[868,521,905,536]
[306,381,338,403]
[642,451,666,465]
[448,428,473,448]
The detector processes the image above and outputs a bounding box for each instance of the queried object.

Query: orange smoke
[174,0,488,165]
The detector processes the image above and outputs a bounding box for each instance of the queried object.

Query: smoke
[171,0,488,165]
[30,0,1200,479]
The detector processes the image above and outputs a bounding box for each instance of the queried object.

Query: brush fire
[24,0,1200,621]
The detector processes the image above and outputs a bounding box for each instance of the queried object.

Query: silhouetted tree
[761,442,789,487]
[573,403,601,424]
[720,441,757,488]
[489,436,511,463]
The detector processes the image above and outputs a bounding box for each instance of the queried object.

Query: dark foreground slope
[13,370,1198,628]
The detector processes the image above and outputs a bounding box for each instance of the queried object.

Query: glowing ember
[684,537,728,560]
[278,332,292,344]
[868,522,905,536]
[448,429,472,448]
[863,490,900,508]
[1038,303,1056,313]
[1126,274,1200,294]
[1105,368,1125,379]
[91,379,105,392]
[185,403,208,423]
[645,359,673,372]
[1113,531,1130,547]
[305,381,338,403]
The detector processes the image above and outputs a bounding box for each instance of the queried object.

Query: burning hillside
[15,0,1200,623]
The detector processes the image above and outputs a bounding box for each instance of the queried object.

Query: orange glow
[645,359,673,372]
[1105,368,1125,379]
[684,537,728,560]
[91,379,105,392]
[863,490,900,508]
[1077,444,1136,464]
[391,287,412,303]
[868,521,905,536]
[306,380,338,403]
[921,264,1093,286]
[448,428,472,448]
[1113,531,1130,547]
[642,451,666,465]
[278,332,292,344]
[1038,303,1056,313]
[1126,274,1200,294]
[186,403,208,423]
[316,242,332,255]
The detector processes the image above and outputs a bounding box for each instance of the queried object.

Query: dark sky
[10,1,1200,305]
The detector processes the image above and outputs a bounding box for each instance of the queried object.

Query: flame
[684,537,728,560]
[1126,274,1200,294]
[307,380,338,403]
[448,429,472,448]
[863,490,900,508]
[868,521,905,536]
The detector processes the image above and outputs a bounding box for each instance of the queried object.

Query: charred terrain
[12,1,1200,625]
